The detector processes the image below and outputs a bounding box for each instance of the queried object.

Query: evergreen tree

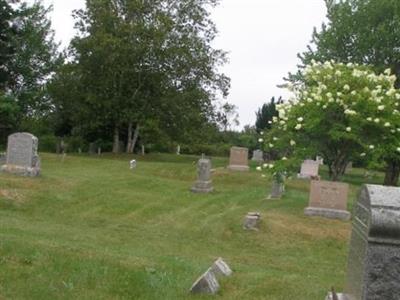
[255,97,282,132]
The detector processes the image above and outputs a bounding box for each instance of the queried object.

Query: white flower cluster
[276,61,400,134]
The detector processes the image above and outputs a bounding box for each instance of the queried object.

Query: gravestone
[326,185,400,300]
[297,160,319,179]
[191,157,213,193]
[176,145,181,155]
[268,180,285,199]
[190,268,220,294]
[251,150,264,163]
[130,159,137,170]
[243,212,261,230]
[1,132,40,177]
[211,258,232,277]
[304,180,350,220]
[228,147,249,171]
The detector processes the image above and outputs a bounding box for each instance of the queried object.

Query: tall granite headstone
[191,157,213,193]
[304,180,350,220]
[326,185,400,300]
[228,147,249,171]
[1,132,40,177]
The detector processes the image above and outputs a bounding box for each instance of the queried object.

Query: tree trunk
[384,159,400,186]
[126,122,133,153]
[112,126,119,154]
[128,124,140,153]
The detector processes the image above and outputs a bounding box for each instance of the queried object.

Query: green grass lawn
[0,153,384,299]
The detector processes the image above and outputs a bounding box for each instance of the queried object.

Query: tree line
[0,0,242,155]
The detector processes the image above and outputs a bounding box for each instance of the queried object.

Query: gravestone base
[325,292,348,300]
[1,164,40,177]
[191,180,214,193]
[304,207,351,221]
[228,165,249,172]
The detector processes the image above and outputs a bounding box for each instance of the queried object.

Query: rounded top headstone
[359,184,400,244]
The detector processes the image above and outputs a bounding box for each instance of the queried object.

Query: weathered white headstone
[176,145,181,155]
[251,150,264,163]
[211,258,232,277]
[297,160,319,179]
[189,268,220,294]
[1,133,40,177]
[243,212,261,230]
[130,159,137,170]
[191,157,213,193]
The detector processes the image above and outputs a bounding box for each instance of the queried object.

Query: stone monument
[304,180,350,220]
[243,212,261,230]
[190,268,220,294]
[326,184,400,300]
[1,132,40,177]
[297,160,319,179]
[268,180,285,199]
[251,150,264,163]
[191,157,213,193]
[228,147,249,171]
[211,258,232,277]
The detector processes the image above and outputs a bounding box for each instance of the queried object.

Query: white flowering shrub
[260,61,400,181]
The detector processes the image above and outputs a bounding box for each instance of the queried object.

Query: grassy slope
[0,154,383,300]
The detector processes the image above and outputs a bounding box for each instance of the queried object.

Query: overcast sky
[32,0,327,129]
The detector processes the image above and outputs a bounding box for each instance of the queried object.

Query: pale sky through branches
[30,0,327,129]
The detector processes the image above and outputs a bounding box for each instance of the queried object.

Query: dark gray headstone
[189,268,220,294]
[1,132,40,176]
[343,185,400,299]
[191,158,213,193]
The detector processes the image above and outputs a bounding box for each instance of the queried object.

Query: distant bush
[38,135,58,153]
